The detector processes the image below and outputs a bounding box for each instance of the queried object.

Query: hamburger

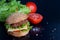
[5,12,32,37]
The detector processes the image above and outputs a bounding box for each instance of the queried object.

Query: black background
[0,0,60,40]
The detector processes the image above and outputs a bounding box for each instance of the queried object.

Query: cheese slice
[8,29,20,32]
[8,24,28,32]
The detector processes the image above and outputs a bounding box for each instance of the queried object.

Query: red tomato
[28,13,43,24]
[13,30,20,32]
[26,2,37,13]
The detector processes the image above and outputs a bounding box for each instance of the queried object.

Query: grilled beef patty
[11,20,28,28]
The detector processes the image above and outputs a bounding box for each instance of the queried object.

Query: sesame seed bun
[8,29,29,37]
[6,12,28,24]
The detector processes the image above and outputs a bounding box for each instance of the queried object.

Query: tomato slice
[13,30,20,32]
[26,2,37,13]
[28,13,43,24]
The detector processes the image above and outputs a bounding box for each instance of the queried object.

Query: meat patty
[11,20,28,28]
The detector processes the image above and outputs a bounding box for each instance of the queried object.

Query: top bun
[6,12,28,24]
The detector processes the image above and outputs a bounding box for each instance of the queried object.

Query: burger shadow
[0,22,31,40]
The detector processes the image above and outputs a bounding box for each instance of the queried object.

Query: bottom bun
[8,30,29,37]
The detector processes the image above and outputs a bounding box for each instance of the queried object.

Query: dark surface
[0,0,60,40]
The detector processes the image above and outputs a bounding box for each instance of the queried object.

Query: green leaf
[0,0,6,5]
[28,26,32,30]
[21,24,26,28]
[0,0,31,22]
[18,4,31,14]
[27,22,30,25]
[5,24,11,29]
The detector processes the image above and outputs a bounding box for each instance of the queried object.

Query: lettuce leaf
[5,22,32,30]
[0,0,31,22]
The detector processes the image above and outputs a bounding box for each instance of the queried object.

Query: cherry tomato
[26,2,37,13]
[28,13,43,24]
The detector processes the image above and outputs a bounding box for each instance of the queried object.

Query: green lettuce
[0,0,31,22]
[5,22,32,30]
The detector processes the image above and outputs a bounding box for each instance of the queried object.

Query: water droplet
[52,30,54,32]
[54,28,56,31]
[36,34,38,36]
[33,28,36,31]
[46,22,48,24]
